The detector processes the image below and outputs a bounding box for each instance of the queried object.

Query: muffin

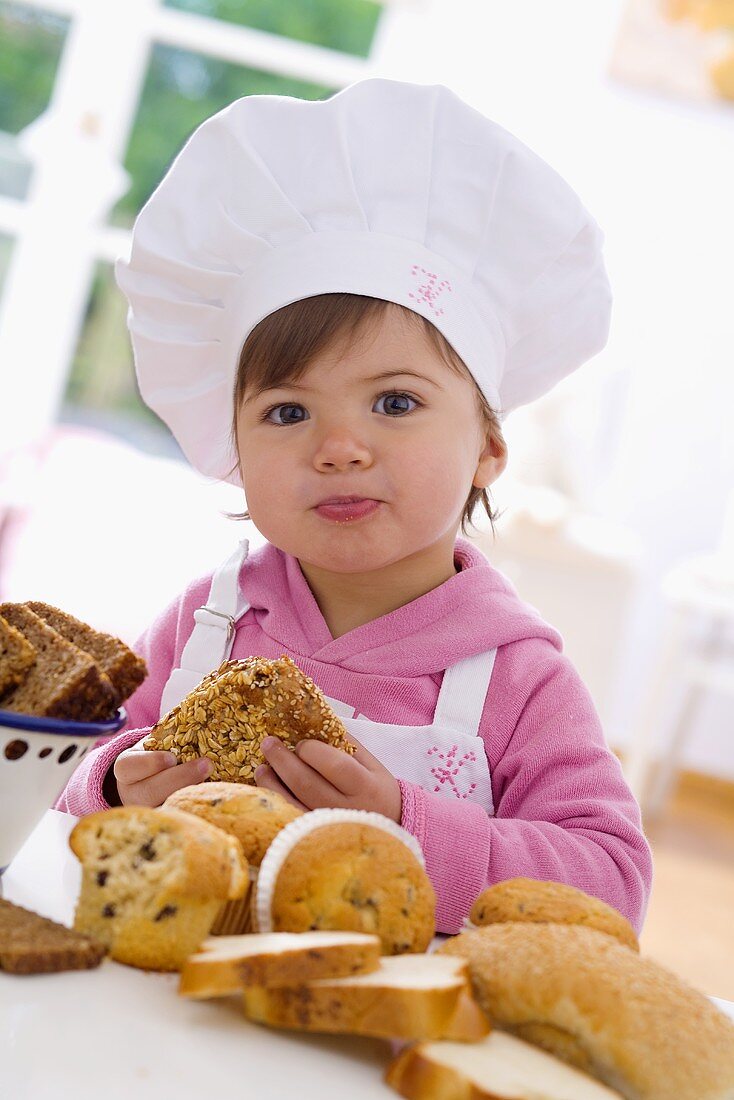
[70,805,248,970]
[253,808,436,954]
[468,877,640,952]
[164,783,303,933]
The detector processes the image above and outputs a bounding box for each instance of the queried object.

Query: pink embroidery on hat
[427,744,478,799]
[408,265,452,317]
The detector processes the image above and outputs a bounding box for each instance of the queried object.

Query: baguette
[385,1030,624,1099]
[241,953,490,1042]
[179,930,381,997]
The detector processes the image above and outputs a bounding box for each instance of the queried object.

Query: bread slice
[385,1030,624,1099]
[70,806,248,971]
[25,601,147,707]
[0,613,36,700]
[0,897,106,974]
[241,953,490,1041]
[0,603,117,721]
[179,930,382,998]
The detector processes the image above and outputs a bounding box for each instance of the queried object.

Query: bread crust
[468,878,639,952]
[437,923,734,1100]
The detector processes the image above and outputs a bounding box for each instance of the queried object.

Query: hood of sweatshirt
[238,535,563,676]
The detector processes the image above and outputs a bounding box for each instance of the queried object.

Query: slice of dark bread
[0,604,117,721]
[25,601,147,708]
[0,897,107,973]
[0,614,36,700]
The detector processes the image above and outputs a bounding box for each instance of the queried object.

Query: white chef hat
[115,77,612,485]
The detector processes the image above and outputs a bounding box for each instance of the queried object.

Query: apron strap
[432,648,497,736]
[177,537,251,675]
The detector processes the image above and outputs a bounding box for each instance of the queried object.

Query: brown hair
[228,293,506,538]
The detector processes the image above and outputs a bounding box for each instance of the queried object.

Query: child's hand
[114,747,213,807]
[254,735,402,823]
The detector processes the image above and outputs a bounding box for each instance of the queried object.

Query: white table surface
[2,811,733,1100]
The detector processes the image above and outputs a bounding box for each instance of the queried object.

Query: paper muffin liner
[254,808,426,935]
[211,865,258,936]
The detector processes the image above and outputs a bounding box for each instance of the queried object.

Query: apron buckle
[193,606,235,645]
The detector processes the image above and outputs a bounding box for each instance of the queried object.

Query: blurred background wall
[0,0,732,801]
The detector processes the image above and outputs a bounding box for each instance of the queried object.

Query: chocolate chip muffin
[69,805,248,970]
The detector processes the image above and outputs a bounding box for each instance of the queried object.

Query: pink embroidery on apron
[408,265,452,317]
[427,744,479,800]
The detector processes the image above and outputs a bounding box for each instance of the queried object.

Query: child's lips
[314,499,382,522]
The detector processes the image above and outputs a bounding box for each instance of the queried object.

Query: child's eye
[259,391,422,426]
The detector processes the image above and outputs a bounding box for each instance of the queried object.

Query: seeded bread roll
[468,878,639,952]
[254,809,436,955]
[437,923,734,1100]
[144,655,355,784]
[70,806,248,971]
[164,783,304,934]
[24,601,147,707]
[0,603,117,721]
[0,898,106,974]
[0,614,36,699]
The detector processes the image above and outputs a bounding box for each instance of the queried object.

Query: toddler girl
[58,78,653,936]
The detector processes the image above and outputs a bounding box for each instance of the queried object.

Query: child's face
[235,306,505,574]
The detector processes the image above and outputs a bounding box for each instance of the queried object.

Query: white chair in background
[623,538,734,821]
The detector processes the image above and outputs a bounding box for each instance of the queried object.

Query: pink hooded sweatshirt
[57,536,653,935]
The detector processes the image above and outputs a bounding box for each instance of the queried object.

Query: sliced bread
[241,953,490,1041]
[179,930,382,998]
[25,601,147,707]
[0,897,107,974]
[0,614,36,700]
[385,1029,624,1099]
[0,603,117,721]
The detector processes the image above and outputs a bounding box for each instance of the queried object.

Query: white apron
[159,539,496,815]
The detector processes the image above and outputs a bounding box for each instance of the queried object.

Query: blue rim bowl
[0,706,127,736]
